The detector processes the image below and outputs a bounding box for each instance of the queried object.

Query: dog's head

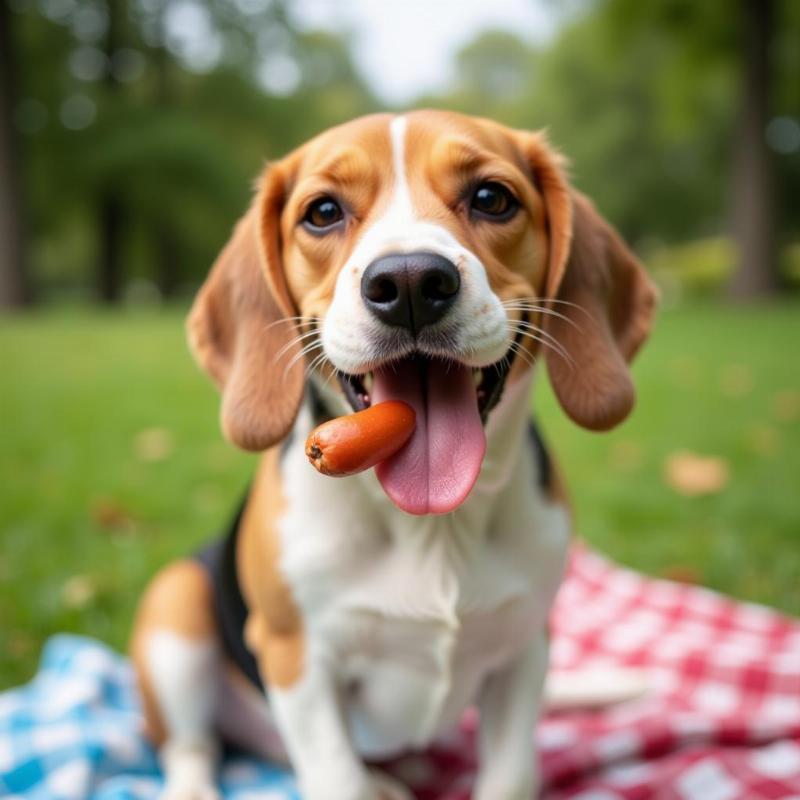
[188,110,657,514]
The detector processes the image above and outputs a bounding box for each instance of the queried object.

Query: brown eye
[303,197,344,232]
[471,182,518,220]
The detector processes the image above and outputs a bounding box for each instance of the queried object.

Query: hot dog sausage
[305,400,416,477]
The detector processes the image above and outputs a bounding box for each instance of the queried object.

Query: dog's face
[188,110,657,514]
[281,114,552,374]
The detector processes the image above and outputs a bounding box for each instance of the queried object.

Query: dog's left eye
[303,197,344,232]
[470,182,518,220]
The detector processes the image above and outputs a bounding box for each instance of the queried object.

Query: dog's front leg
[268,657,411,800]
[473,630,548,800]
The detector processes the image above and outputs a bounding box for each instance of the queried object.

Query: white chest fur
[273,376,570,757]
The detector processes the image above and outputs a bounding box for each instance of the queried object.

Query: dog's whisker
[280,337,323,367]
[283,341,324,376]
[506,317,570,356]
[320,366,341,392]
[501,298,592,326]
[501,303,585,332]
[506,321,573,367]
[305,353,324,373]
[306,351,331,380]
[273,329,324,363]
[301,352,327,380]
[502,297,590,315]
[510,328,573,369]
[505,340,535,368]
[501,328,537,368]
[501,297,589,311]
[262,315,320,333]
[510,328,574,370]
[509,319,574,360]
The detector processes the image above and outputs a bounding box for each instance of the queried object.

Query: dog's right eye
[303,197,344,232]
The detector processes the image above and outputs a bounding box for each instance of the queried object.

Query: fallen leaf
[90,496,136,533]
[133,427,174,462]
[661,565,702,585]
[609,440,643,471]
[669,355,701,388]
[7,632,35,659]
[663,450,730,496]
[772,390,800,423]
[746,423,780,457]
[719,364,753,398]
[192,483,224,514]
[62,575,97,609]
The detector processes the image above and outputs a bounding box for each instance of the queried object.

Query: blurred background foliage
[1,0,799,687]
[2,0,799,306]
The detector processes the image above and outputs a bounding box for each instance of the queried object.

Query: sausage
[305,400,416,477]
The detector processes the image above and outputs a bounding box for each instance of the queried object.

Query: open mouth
[337,350,516,421]
[335,342,519,516]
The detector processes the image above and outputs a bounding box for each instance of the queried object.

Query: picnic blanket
[1,546,799,799]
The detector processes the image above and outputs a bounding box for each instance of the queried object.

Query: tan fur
[279,114,396,321]
[130,560,217,744]
[237,448,305,689]
[402,112,551,303]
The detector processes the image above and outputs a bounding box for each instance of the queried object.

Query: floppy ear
[187,167,305,451]
[528,138,658,431]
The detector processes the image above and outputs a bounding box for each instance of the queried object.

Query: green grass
[1,302,799,688]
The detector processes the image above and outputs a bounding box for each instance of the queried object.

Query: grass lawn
[1,301,799,689]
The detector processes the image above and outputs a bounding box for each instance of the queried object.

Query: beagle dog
[131,110,657,800]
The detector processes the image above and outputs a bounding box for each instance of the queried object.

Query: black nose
[360,252,461,333]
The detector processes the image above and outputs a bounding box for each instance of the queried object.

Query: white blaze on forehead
[389,115,412,219]
[321,113,510,374]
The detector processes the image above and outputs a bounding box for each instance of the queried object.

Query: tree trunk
[154,12,180,299]
[96,0,124,303]
[729,0,778,298]
[98,196,123,302]
[0,1,33,308]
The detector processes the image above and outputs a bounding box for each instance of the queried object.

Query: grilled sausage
[305,401,416,477]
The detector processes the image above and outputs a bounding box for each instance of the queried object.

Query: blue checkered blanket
[0,635,299,799]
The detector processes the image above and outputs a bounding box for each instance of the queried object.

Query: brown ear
[187,169,304,451]
[542,189,658,431]
[525,134,657,430]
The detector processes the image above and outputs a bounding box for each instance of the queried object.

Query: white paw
[368,769,414,800]
[473,778,536,800]
[298,767,412,800]
[160,778,220,800]
[160,740,220,800]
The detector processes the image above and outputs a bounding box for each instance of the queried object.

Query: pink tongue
[372,360,486,515]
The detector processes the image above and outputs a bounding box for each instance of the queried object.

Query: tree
[729,0,778,297]
[599,0,789,297]
[96,0,126,303]
[428,0,797,298]
[0,1,32,308]
[7,0,379,303]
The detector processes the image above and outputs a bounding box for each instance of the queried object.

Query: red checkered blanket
[386,546,800,799]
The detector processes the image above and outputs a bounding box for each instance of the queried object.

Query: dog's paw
[299,767,412,800]
[160,779,220,800]
[159,739,220,800]
[368,769,414,800]
[473,777,536,800]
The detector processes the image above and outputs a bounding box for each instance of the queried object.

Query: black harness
[194,493,264,692]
